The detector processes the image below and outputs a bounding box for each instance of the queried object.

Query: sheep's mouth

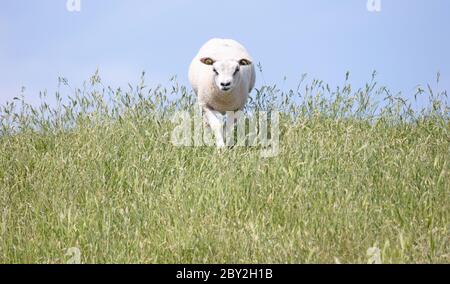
[221,87,232,92]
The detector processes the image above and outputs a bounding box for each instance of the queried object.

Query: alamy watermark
[65,247,81,264]
[367,0,381,12]
[66,0,81,12]
[171,107,280,158]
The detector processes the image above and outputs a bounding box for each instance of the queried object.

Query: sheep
[188,38,256,147]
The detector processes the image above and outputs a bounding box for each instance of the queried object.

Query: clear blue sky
[1,0,449,107]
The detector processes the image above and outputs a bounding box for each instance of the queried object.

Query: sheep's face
[200,57,252,93]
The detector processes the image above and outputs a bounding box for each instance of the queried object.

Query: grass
[0,71,449,263]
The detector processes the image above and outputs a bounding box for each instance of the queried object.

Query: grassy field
[0,72,449,263]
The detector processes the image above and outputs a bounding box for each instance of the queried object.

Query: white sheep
[188,38,256,147]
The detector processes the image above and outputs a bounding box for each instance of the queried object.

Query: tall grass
[0,70,448,263]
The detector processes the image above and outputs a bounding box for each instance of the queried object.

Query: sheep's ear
[239,59,252,66]
[200,57,215,65]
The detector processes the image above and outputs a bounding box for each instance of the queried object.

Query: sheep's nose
[221,82,231,87]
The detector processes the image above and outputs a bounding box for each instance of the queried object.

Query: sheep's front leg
[225,110,244,146]
[203,106,225,148]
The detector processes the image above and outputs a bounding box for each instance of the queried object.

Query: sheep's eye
[213,68,218,75]
[239,59,252,66]
[234,67,240,75]
[201,57,215,65]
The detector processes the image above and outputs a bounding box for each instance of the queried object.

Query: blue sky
[1,0,449,107]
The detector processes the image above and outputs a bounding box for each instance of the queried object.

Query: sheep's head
[200,57,252,92]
